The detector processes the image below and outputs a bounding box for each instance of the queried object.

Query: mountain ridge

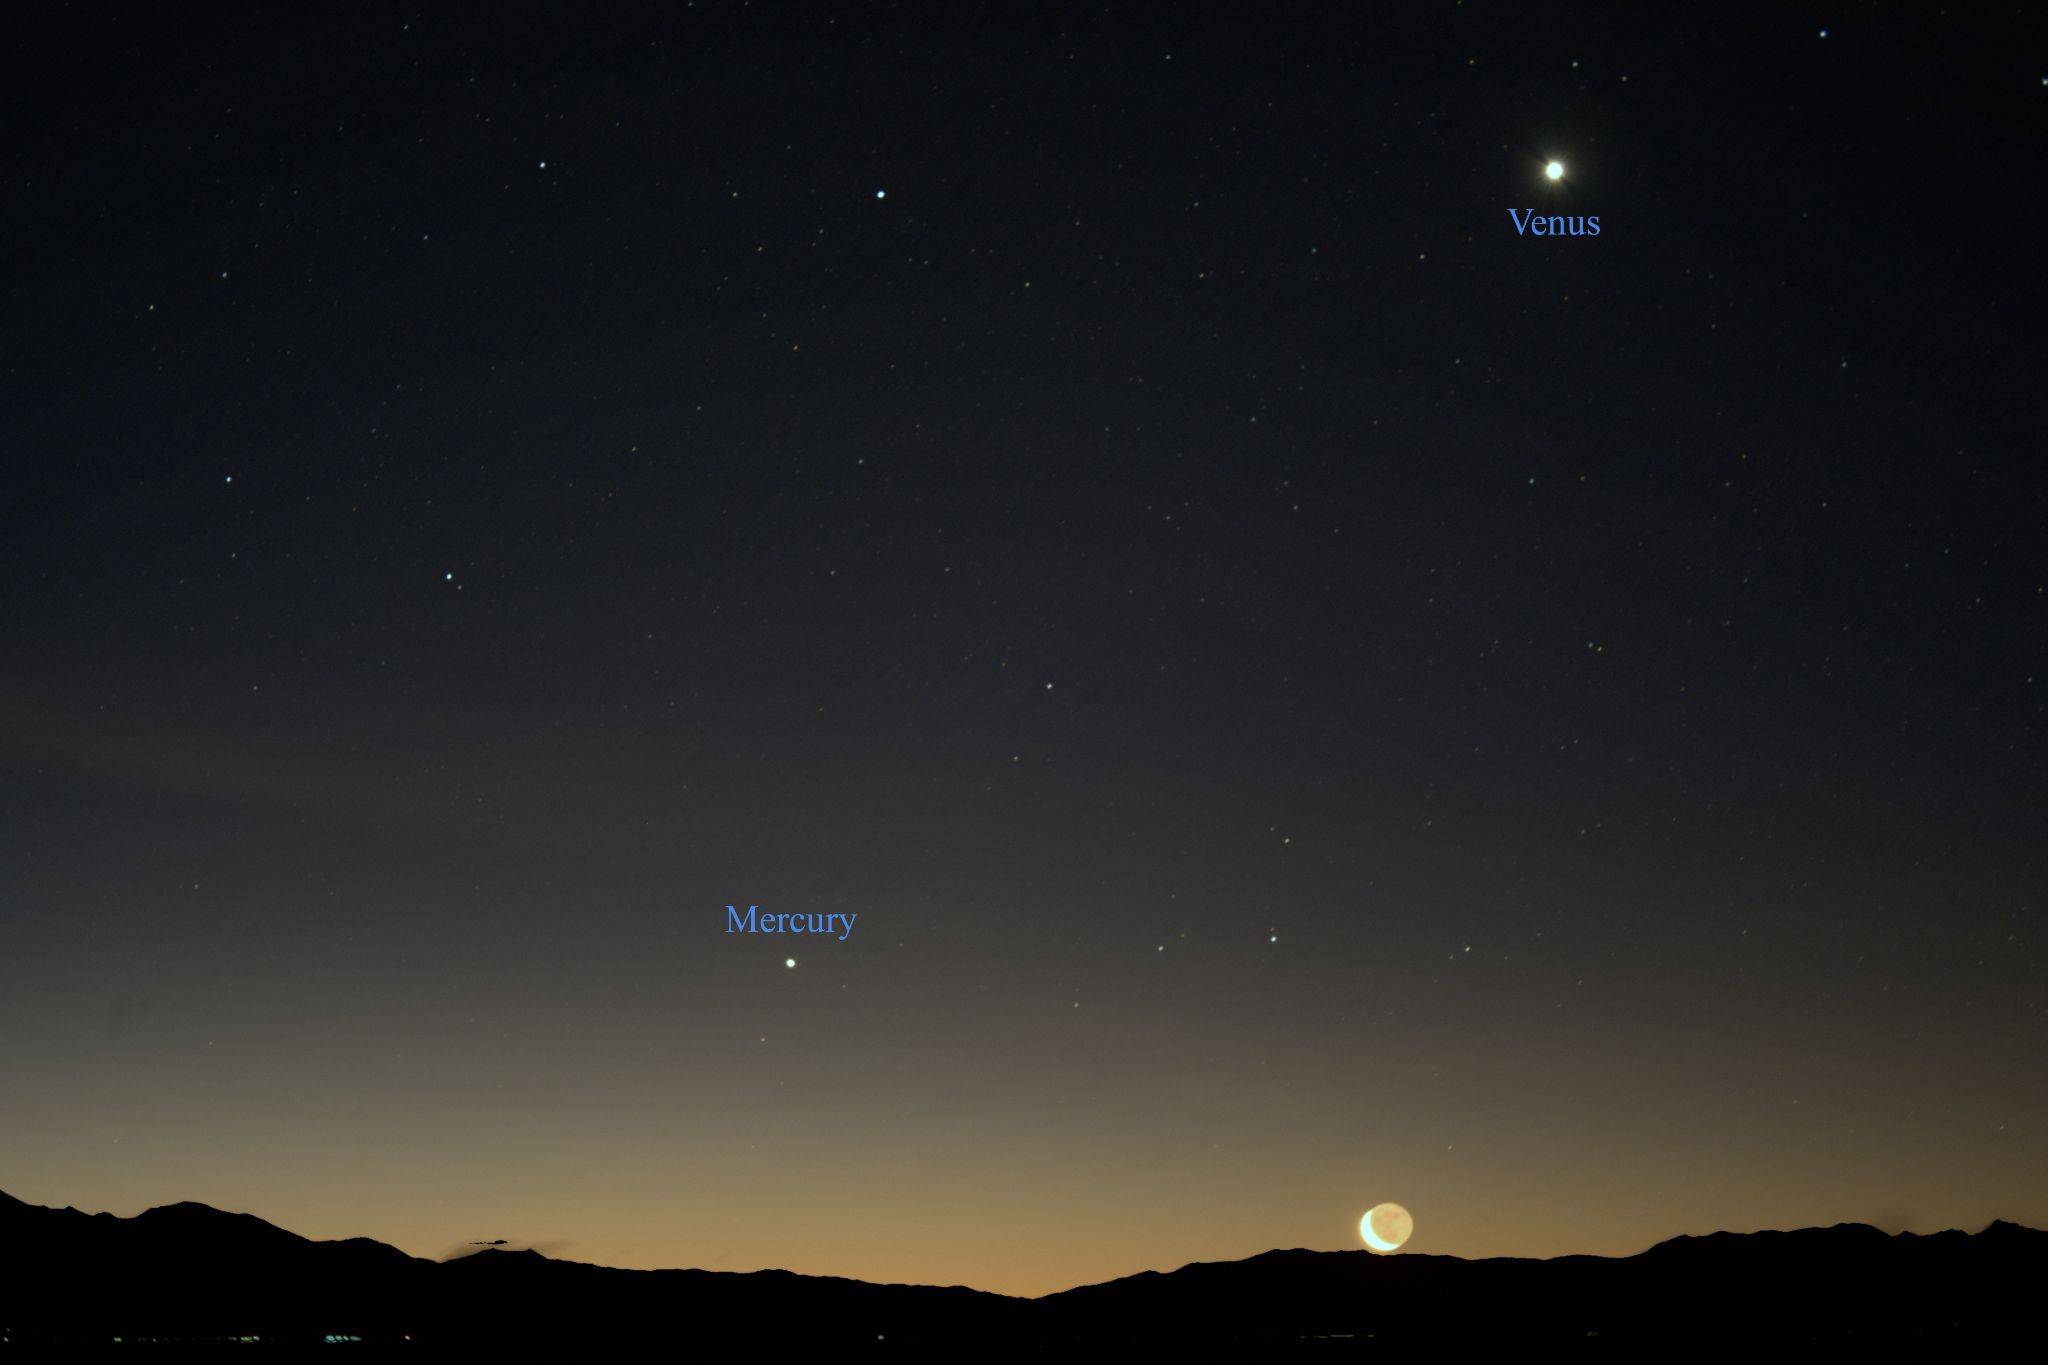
[2,1190,2040,1346]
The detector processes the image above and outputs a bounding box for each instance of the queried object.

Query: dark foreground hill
[2,1188,2041,1347]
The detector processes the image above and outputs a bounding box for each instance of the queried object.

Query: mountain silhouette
[2,1189,2040,1346]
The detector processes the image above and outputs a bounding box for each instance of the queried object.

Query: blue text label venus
[1509,209,1600,236]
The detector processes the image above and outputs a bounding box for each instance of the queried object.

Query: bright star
[1545,161,1564,180]
[785,958,796,968]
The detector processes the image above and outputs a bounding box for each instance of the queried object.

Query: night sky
[4,5,2044,1298]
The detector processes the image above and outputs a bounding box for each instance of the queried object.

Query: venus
[1545,160,1564,179]
[1360,1202,1414,1253]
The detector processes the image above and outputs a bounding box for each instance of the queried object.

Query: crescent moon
[1360,1202,1413,1253]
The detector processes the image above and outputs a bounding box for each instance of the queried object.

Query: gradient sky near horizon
[3,4,2044,1298]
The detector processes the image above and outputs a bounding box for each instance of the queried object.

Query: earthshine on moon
[1361,1202,1414,1252]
